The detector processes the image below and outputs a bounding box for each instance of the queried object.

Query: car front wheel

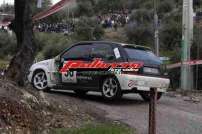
[101,77,122,100]
[139,91,162,102]
[32,71,49,91]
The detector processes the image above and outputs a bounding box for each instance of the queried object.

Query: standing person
[111,20,115,28]
[1,69,4,76]
[114,21,118,31]
[126,15,130,24]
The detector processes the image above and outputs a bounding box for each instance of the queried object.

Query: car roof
[76,41,151,51]
[121,43,151,51]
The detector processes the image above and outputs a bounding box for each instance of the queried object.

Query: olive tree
[6,0,37,86]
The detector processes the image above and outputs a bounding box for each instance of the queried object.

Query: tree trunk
[6,0,37,86]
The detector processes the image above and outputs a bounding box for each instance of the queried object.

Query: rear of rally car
[116,45,170,94]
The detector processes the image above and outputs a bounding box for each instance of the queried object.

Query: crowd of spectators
[0,25,13,35]
[97,13,130,30]
[35,22,75,34]
[0,26,8,32]
[34,13,130,34]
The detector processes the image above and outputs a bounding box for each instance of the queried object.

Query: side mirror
[55,55,60,63]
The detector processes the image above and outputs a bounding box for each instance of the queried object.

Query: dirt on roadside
[0,78,105,134]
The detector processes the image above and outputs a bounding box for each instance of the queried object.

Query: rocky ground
[0,78,107,134]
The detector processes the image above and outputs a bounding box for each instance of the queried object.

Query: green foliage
[141,1,154,9]
[51,123,134,134]
[158,10,182,62]
[160,20,182,51]
[125,22,153,47]
[95,0,125,13]
[32,0,52,15]
[74,17,104,41]
[93,25,105,40]
[0,22,103,61]
[0,60,9,70]
[158,0,174,15]
[75,0,130,14]
[75,0,95,17]
[35,33,75,59]
[125,0,182,60]
[0,32,17,59]
[103,28,127,42]
[125,8,154,47]
[130,9,153,24]
[191,26,202,60]
[125,0,157,10]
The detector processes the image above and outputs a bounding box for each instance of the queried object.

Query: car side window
[91,43,115,61]
[62,44,91,60]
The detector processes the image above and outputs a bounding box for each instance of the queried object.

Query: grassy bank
[0,60,9,70]
[51,123,135,134]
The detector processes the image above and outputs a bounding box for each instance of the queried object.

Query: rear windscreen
[124,48,162,64]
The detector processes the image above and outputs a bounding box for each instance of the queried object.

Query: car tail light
[143,67,160,75]
[121,69,139,75]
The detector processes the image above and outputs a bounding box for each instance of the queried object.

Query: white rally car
[28,41,170,101]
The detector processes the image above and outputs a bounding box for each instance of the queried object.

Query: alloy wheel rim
[33,72,48,90]
[102,78,118,98]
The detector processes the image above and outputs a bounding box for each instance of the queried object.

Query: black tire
[101,76,122,100]
[74,89,88,96]
[32,70,50,92]
[139,91,162,102]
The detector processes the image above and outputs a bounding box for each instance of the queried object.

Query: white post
[37,0,43,8]
[181,0,194,90]
[154,0,159,56]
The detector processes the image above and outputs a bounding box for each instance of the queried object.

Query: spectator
[97,12,130,29]
[35,22,74,34]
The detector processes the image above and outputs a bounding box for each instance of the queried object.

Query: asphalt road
[51,90,202,134]
[82,92,202,134]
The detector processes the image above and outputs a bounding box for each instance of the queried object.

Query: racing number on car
[65,71,74,77]
[62,71,77,83]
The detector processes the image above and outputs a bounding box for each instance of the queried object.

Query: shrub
[75,0,94,17]
[129,9,153,24]
[142,1,153,9]
[125,22,153,47]
[158,0,174,14]
[35,33,75,60]
[160,20,182,51]
[74,17,104,41]
[0,32,17,59]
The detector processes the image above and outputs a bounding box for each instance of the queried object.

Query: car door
[88,43,117,88]
[60,44,92,88]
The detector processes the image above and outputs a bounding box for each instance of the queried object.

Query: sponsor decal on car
[60,58,143,73]
[77,76,93,80]
[128,80,138,87]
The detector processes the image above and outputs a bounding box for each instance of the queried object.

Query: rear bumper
[116,74,170,92]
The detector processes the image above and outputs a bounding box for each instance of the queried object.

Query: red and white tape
[33,0,72,21]
[1,0,72,25]
[167,60,202,69]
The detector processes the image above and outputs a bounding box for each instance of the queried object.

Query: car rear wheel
[32,71,49,91]
[101,77,122,100]
[139,91,162,102]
